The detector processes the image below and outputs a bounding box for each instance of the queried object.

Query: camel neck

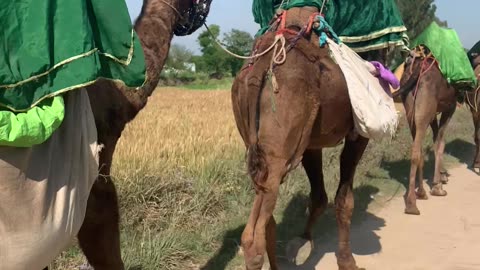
[133,0,180,99]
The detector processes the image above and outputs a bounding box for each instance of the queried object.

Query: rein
[413,55,438,97]
[407,47,439,125]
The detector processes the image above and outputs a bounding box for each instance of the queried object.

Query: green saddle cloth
[411,22,477,90]
[0,0,146,147]
[252,0,407,52]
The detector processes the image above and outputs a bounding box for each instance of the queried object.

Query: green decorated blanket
[411,22,476,89]
[252,0,408,52]
[0,0,146,147]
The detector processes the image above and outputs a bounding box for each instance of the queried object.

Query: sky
[125,0,479,54]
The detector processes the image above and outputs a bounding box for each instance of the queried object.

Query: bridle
[160,0,213,36]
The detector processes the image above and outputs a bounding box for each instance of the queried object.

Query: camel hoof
[404,205,420,215]
[286,237,313,265]
[246,254,264,270]
[431,188,447,196]
[416,190,428,200]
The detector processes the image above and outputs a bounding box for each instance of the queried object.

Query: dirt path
[282,164,480,270]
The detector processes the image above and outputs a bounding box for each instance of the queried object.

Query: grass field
[50,87,476,270]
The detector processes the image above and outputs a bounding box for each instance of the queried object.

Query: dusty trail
[281,164,480,270]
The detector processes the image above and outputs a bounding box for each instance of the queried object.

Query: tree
[165,44,194,70]
[387,0,447,69]
[197,24,229,78]
[223,29,254,76]
[395,0,447,40]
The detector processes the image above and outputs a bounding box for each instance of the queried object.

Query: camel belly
[307,101,353,149]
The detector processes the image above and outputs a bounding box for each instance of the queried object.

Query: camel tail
[247,143,268,190]
[392,64,421,98]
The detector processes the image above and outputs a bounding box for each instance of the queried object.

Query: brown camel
[393,45,456,215]
[232,7,373,270]
[465,54,480,170]
[44,1,212,269]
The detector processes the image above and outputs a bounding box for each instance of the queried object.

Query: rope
[319,0,328,14]
[313,15,340,47]
[203,23,287,61]
[466,86,480,112]
[159,0,184,19]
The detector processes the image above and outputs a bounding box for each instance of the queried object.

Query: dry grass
[50,88,475,270]
[114,88,242,176]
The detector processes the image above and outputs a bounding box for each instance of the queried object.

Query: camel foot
[472,160,480,168]
[404,205,420,215]
[473,167,480,174]
[431,187,447,196]
[286,237,313,265]
[416,189,428,200]
[245,254,264,270]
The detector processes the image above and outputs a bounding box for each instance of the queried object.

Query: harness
[409,46,439,97]
[465,66,480,112]
[406,45,440,124]
[246,8,340,70]
[166,0,213,36]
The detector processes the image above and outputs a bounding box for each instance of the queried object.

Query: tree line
[162,25,254,84]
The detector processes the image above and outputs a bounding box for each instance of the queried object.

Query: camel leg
[284,149,327,265]
[302,149,327,241]
[265,216,277,270]
[431,111,454,196]
[471,107,480,171]
[431,118,449,183]
[242,157,287,270]
[335,135,368,270]
[78,143,124,270]
[405,117,428,215]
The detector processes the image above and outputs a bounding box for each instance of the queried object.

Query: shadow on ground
[444,138,475,167]
[201,185,385,270]
[376,138,476,192]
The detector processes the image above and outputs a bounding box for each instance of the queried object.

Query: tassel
[271,72,279,93]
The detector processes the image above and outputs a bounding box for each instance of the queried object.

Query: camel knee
[411,149,423,165]
[245,254,265,270]
[241,229,255,251]
[311,192,328,212]
[242,226,267,270]
[335,189,354,219]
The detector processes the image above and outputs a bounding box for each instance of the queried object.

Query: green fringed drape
[0,0,146,147]
[252,0,407,52]
[412,22,476,89]
[0,0,147,112]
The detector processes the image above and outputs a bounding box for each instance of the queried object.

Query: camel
[465,54,480,170]
[49,0,213,269]
[232,7,373,270]
[393,45,456,215]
